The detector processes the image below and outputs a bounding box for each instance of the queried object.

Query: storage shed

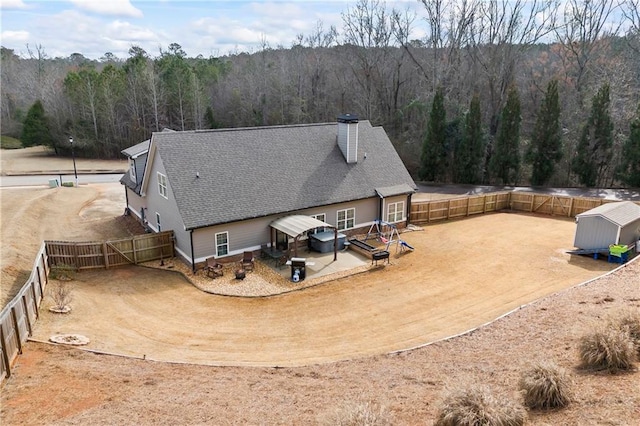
[573,201,640,250]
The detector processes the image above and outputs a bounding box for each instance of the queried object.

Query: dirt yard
[1,147,639,424]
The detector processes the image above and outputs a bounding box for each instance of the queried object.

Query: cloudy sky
[1,0,421,60]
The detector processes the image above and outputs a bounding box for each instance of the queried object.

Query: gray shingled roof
[121,139,150,158]
[577,201,640,227]
[150,120,416,230]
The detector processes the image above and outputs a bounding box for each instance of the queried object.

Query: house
[573,201,640,250]
[120,115,417,270]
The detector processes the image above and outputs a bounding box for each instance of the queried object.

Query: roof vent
[337,114,359,164]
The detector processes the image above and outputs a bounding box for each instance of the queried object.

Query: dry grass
[607,308,640,355]
[578,324,637,373]
[519,361,572,410]
[320,399,393,426]
[434,387,526,426]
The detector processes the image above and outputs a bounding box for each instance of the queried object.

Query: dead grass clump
[435,387,526,426]
[49,263,76,281]
[321,399,392,426]
[608,309,640,355]
[519,361,572,410]
[578,325,636,373]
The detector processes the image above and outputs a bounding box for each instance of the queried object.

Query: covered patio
[268,215,341,261]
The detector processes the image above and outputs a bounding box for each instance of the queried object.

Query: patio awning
[270,215,334,238]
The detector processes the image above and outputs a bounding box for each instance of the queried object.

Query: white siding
[125,187,145,221]
[144,154,191,262]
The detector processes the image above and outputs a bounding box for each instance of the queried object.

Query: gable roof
[121,139,150,159]
[576,201,640,227]
[147,120,416,230]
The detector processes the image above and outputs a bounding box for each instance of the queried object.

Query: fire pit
[235,269,246,280]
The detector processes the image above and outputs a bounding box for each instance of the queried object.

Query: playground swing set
[364,219,415,253]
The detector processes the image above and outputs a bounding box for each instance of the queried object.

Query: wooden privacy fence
[45,231,174,270]
[410,192,640,224]
[0,243,49,383]
[410,192,511,224]
[1,231,174,383]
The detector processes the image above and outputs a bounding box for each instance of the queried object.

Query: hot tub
[309,231,346,253]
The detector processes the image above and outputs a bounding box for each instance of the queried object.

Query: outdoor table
[261,246,284,267]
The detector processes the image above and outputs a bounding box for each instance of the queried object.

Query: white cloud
[69,0,143,18]
[0,0,29,10]
[1,30,30,43]
[106,20,158,42]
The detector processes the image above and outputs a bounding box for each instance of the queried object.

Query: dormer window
[129,158,136,181]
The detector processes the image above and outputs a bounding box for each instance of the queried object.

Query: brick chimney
[337,113,359,164]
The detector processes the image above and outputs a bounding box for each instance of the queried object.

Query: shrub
[49,280,73,311]
[321,399,392,426]
[435,387,526,426]
[519,361,572,410]
[578,326,636,372]
[0,135,22,149]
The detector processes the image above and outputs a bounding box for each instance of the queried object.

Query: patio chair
[205,257,224,279]
[241,251,255,272]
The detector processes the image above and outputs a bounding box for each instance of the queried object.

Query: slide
[400,240,414,250]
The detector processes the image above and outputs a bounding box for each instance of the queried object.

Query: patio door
[276,230,289,251]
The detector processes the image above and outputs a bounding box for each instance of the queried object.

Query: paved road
[0,173,124,187]
[416,183,640,201]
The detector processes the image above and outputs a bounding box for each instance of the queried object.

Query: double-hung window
[215,232,229,257]
[156,212,162,232]
[158,172,168,199]
[387,201,405,223]
[337,208,355,231]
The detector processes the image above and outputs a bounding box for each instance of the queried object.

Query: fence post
[21,295,33,337]
[30,282,39,320]
[427,202,431,223]
[133,237,138,264]
[36,266,44,302]
[568,197,574,217]
[0,327,11,379]
[10,307,22,354]
[103,242,109,269]
[41,251,49,285]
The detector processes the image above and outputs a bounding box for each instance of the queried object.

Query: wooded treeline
[2,0,640,187]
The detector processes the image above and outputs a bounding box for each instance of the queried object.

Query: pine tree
[21,100,53,148]
[490,86,521,185]
[419,88,447,182]
[526,80,562,186]
[571,84,614,187]
[204,106,219,129]
[616,102,640,187]
[454,94,485,184]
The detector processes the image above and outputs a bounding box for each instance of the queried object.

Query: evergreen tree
[454,94,485,184]
[526,80,562,186]
[490,86,521,185]
[616,102,640,187]
[204,106,219,129]
[21,100,53,148]
[571,84,614,187]
[419,88,447,182]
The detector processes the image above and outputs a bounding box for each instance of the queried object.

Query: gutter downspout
[190,230,196,273]
[124,185,129,214]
